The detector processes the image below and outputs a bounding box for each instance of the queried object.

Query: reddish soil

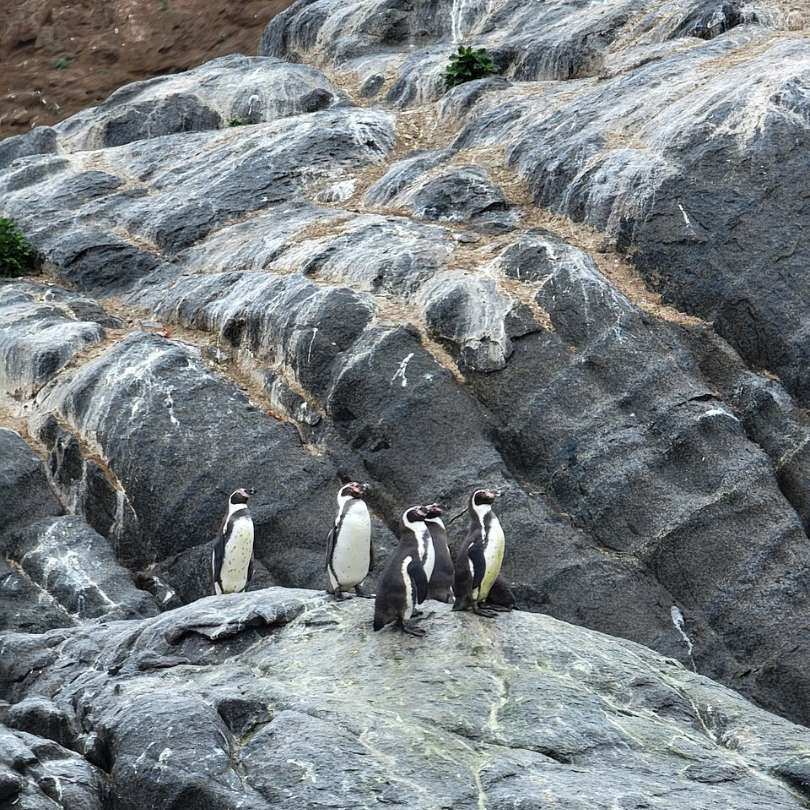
[0,0,294,138]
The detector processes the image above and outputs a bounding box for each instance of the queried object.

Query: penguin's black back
[426,521,454,602]
[452,515,486,610]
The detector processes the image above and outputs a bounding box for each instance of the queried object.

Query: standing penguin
[424,503,454,603]
[453,488,506,618]
[325,481,374,599]
[212,488,256,595]
[373,506,430,636]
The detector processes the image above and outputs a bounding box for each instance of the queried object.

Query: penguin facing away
[373,505,430,637]
[212,488,256,595]
[326,481,374,599]
[424,502,454,603]
[453,488,507,618]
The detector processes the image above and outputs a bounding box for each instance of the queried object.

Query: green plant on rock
[228,117,244,127]
[0,218,36,278]
[52,55,72,70]
[445,45,497,88]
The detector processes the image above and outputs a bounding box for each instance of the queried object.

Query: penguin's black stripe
[221,505,249,537]
[326,499,354,577]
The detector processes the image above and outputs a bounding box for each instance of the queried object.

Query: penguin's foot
[485,603,512,613]
[400,621,426,637]
[354,585,375,599]
[332,589,353,601]
[473,604,498,619]
[411,609,424,618]
[411,610,435,623]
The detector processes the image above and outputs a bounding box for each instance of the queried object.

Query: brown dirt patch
[0,0,294,138]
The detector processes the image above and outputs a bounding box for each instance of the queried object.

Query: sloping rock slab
[3,589,810,808]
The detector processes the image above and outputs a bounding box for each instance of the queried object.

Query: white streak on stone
[391,353,414,388]
[671,605,694,659]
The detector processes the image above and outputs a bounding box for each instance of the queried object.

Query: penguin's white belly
[331,509,371,588]
[479,518,505,601]
[422,534,435,583]
[401,556,414,620]
[220,517,254,593]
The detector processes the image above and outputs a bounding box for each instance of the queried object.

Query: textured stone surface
[3,589,810,809]
[1,0,810,737]
[0,429,61,538]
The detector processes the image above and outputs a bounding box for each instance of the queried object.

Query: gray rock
[0,127,57,171]
[8,517,159,621]
[7,697,77,749]
[2,589,810,808]
[0,559,74,634]
[0,283,108,399]
[34,331,343,584]
[36,55,343,153]
[0,429,61,539]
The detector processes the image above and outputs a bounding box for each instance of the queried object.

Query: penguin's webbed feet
[485,603,511,613]
[473,603,499,619]
[354,584,375,599]
[399,621,426,637]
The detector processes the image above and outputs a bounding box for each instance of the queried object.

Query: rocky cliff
[2,1,810,803]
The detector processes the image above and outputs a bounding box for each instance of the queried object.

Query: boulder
[0,429,61,539]
[2,588,810,808]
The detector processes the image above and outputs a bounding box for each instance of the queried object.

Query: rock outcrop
[3,588,810,809]
[2,0,810,744]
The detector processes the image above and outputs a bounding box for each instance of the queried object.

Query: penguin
[373,505,430,636]
[212,488,256,595]
[325,481,374,599]
[452,488,506,618]
[424,502,454,603]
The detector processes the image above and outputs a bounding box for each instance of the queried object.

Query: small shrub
[445,45,497,89]
[52,55,72,70]
[228,117,244,127]
[0,218,36,278]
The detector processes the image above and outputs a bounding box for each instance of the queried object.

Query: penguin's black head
[229,488,255,505]
[471,489,498,508]
[339,481,368,500]
[423,502,443,519]
[403,505,427,524]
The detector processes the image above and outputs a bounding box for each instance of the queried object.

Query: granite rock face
[2,0,810,740]
[3,589,810,809]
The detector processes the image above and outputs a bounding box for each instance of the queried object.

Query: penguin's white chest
[479,516,505,601]
[220,516,254,593]
[330,503,371,588]
[401,555,415,620]
[418,529,435,583]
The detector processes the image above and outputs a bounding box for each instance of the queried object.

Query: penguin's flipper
[212,539,225,595]
[325,526,336,569]
[468,542,486,591]
[407,558,429,604]
[246,556,254,589]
